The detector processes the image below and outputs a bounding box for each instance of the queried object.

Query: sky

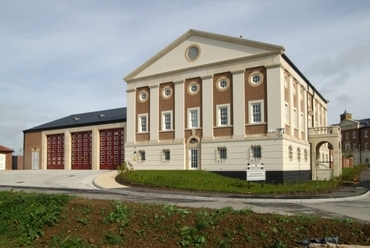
[1,0,369,155]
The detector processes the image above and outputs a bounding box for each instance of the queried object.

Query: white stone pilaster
[149,84,159,142]
[64,130,71,170]
[202,75,213,139]
[126,89,136,144]
[266,65,284,132]
[91,127,99,170]
[232,70,245,138]
[174,80,184,141]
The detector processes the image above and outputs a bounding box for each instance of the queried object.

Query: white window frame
[162,149,171,161]
[346,133,349,139]
[365,143,369,151]
[249,100,264,124]
[353,132,356,139]
[285,103,289,124]
[251,145,262,160]
[365,130,368,138]
[138,113,148,133]
[293,108,297,128]
[161,110,172,131]
[301,112,304,130]
[288,145,293,160]
[217,146,227,160]
[216,104,230,126]
[353,144,356,150]
[138,150,146,161]
[345,143,350,150]
[188,107,200,129]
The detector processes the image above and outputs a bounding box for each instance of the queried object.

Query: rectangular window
[346,133,349,139]
[293,109,297,128]
[218,147,227,160]
[249,100,264,124]
[353,132,356,139]
[365,130,368,138]
[365,143,369,151]
[353,144,356,150]
[251,146,262,159]
[288,145,293,160]
[162,149,170,161]
[301,112,304,130]
[285,103,289,124]
[188,108,199,128]
[304,149,308,161]
[252,103,261,123]
[138,114,148,132]
[217,104,230,126]
[162,111,172,131]
[139,150,146,161]
[345,143,350,150]
[219,107,228,125]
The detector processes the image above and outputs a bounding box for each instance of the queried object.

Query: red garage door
[47,134,65,169]
[71,131,92,169]
[100,128,125,170]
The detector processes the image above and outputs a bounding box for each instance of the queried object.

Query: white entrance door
[32,151,39,170]
[189,148,198,170]
[0,154,5,170]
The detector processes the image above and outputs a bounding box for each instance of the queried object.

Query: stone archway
[309,126,342,180]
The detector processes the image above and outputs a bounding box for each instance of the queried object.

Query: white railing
[308,126,341,135]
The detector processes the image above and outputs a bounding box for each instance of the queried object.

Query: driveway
[0,170,107,189]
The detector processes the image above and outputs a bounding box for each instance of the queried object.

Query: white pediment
[339,119,359,130]
[124,29,284,81]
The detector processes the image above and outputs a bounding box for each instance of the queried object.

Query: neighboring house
[339,110,370,165]
[23,108,126,170]
[124,29,341,183]
[0,145,14,170]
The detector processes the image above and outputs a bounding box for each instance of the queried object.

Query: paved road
[0,169,369,223]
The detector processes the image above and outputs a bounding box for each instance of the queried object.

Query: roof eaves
[281,53,328,104]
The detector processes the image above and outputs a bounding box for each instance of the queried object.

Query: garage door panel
[100,128,124,170]
[72,131,92,170]
[47,134,64,169]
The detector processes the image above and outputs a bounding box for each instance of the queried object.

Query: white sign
[246,163,266,181]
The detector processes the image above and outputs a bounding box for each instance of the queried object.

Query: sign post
[246,163,266,189]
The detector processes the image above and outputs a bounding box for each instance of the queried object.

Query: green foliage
[342,165,368,181]
[103,200,130,234]
[179,226,206,247]
[48,235,89,248]
[105,232,123,245]
[0,191,71,245]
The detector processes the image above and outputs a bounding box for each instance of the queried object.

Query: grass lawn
[117,164,369,195]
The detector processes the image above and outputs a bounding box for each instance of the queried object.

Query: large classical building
[124,29,339,183]
[339,110,370,165]
[22,29,342,183]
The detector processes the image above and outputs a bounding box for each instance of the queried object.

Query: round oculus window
[188,82,199,95]
[252,75,261,84]
[190,84,198,92]
[249,71,263,86]
[139,91,148,102]
[162,87,172,98]
[216,77,230,91]
[219,80,227,88]
[186,45,200,61]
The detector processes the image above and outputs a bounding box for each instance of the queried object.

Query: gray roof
[358,118,370,128]
[24,107,126,133]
